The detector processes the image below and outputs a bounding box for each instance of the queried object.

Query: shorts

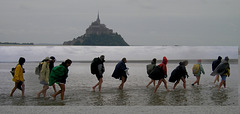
[221,75,227,81]
[120,75,128,81]
[96,74,103,80]
[56,78,66,84]
[194,74,200,77]
[16,81,23,90]
[40,81,48,86]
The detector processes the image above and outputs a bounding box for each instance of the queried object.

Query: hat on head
[43,57,50,61]
[162,56,168,64]
[198,59,202,63]
[50,56,55,60]
[224,56,229,61]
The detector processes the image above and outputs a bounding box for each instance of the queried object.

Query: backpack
[90,58,99,74]
[10,67,15,76]
[146,64,155,75]
[35,62,43,75]
[192,64,200,74]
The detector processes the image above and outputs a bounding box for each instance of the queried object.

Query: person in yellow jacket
[37,57,50,98]
[10,57,25,97]
[218,56,230,90]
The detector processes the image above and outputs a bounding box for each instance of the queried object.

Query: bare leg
[51,84,65,100]
[154,80,163,93]
[21,83,25,97]
[119,76,126,90]
[153,80,156,87]
[223,81,226,88]
[192,76,200,86]
[214,75,220,84]
[52,84,57,93]
[162,79,170,91]
[218,81,224,90]
[181,78,186,89]
[92,78,103,92]
[146,80,153,88]
[173,79,180,89]
[37,85,49,98]
[10,82,18,96]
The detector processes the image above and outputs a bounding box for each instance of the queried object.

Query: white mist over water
[0,46,238,62]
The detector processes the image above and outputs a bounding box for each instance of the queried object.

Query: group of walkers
[10,57,72,100]
[146,56,230,93]
[9,55,230,100]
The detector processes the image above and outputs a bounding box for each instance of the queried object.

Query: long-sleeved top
[49,63,69,86]
[12,64,24,82]
[112,60,127,79]
[195,63,205,76]
[39,61,50,83]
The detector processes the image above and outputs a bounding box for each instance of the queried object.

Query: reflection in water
[211,89,228,105]
[10,97,26,106]
[191,86,204,105]
[168,89,187,106]
[111,90,130,106]
[92,92,104,106]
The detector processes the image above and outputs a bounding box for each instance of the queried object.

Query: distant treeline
[0,42,34,45]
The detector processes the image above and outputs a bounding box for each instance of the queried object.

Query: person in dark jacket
[171,60,189,90]
[112,58,129,89]
[153,56,170,93]
[212,56,222,84]
[218,56,230,90]
[92,55,105,92]
[146,58,157,88]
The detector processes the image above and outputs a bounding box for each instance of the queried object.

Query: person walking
[192,59,205,86]
[218,56,230,90]
[112,58,129,90]
[170,60,189,90]
[49,59,72,100]
[91,55,105,92]
[49,56,57,92]
[148,56,169,93]
[146,58,157,88]
[154,57,169,93]
[212,56,222,84]
[37,57,50,98]
[10,57,26,97]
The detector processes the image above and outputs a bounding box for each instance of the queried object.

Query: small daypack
[192,64,200,74]
[10,67,15,76]
[35,62,43,75]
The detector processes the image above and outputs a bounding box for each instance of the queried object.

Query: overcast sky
[0,0,239,46]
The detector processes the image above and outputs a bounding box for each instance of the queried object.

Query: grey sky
[0,0,239,46]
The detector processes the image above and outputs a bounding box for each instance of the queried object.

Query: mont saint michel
[63,14,129,46]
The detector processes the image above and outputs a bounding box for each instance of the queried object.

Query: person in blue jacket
[112,58,129,89]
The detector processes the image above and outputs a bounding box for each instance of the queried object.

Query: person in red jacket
[154,56,170,93]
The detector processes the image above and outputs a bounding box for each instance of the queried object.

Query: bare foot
[119,86,123,90]
[37,93,40,98]
[51,94,56,100]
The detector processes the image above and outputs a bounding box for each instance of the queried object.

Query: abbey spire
[96,12,100,24]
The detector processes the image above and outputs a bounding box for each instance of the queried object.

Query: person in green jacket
[192,59,205,86]
[49,59,72,100]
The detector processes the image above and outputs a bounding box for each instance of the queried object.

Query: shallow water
[0,62,238,106]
